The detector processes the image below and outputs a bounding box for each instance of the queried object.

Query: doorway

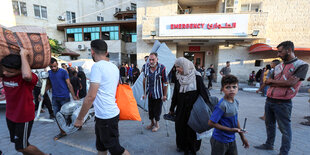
[184,52,205,67]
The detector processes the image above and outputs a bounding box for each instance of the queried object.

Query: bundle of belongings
[56,99,95,134]
[0,25,51,69]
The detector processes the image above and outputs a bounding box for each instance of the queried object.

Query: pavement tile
[1,82,310,154]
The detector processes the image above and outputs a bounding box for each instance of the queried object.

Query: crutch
[34,77,54,122]
[162,100,169,137]
[140,77,148,134]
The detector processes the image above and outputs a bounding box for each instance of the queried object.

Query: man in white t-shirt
[74,39,130,155]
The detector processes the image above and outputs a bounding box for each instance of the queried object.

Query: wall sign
[159,14,249,37]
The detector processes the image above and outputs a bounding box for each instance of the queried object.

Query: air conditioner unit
[58,16,65,21]
[126,7,130,11]
[78,44,85,51]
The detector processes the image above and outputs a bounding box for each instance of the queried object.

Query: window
[131,34,137,42]
[12,1,27,16]
[66,11,76,23]
[83,27,100,41]
[115,8,121,13]
[224,0,235,13]
[66,28,82,42]
[255,60,263,67]
[241,3,261,12]
[131,3,136,11]
[34,5,47,19]
[97,16,104,21]
[122,31,136,42]
[102,26,119,40]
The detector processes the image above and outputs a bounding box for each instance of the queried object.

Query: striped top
[143,63,167,99]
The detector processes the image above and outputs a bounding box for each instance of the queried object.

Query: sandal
[300,121,310,126]
[152,126,160,132]
[54,133,67,140]
[304,116,310,119]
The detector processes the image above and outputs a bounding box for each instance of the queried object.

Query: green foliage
[49,38,64,55]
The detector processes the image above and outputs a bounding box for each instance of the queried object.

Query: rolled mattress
[0,25,51,69]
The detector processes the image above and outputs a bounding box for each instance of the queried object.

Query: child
[1,49,48,155]
[208,75,249,155]
[248,71,255,86]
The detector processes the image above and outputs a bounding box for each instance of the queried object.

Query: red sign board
[189,46,200,51]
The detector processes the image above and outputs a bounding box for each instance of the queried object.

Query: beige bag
[0,25,51,69]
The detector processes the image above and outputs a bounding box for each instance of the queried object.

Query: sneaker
[254,144,274,150]
[163,113,175,122]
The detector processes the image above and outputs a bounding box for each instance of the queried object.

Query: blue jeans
[263,86,269,96]
[52,97,70,116]
[265,98,292,155]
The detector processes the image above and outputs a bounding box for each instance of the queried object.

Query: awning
[57,20,136,31]
[249,43,310,53]
[61,48,80,57]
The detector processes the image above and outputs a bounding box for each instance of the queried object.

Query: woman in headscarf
[170,57,210,155]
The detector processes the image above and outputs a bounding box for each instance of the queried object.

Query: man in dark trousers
[120,63,127,83]
[206,64,215,89]
[143,52,168,132]
[254,41,309,155]
[74,39,130,155]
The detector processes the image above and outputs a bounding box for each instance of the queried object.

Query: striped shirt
[143,63,167,99]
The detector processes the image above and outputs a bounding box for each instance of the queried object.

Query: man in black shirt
[120,63,127,83]
[206,64,215,89]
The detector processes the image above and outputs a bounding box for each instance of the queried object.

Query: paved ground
[1,82,310,155]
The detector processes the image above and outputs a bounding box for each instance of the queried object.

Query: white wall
[11,0,137,42]
[0,0,16,27]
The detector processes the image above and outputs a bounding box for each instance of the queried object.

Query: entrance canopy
[249,43,310,53]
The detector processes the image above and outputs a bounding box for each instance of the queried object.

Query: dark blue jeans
[265,98,292,155]
[52,97,70,116]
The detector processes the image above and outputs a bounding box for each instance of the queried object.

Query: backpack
[205,68,211,76]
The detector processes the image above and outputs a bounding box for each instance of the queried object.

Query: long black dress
[77,71,87,98]
[170,75,210,154]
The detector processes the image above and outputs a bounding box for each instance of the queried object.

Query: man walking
[120,63,127,83]
[254,41,309,155]
[46,58,78,140]
[74,39,130,155]
[206,64,215,89]
[143,52,168,132]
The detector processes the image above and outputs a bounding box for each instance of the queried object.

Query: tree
[49,38,64,56]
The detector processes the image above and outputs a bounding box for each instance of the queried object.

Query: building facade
[1,0,137,65]
[136,0,310,83]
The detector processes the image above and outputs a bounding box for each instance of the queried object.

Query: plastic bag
[196,129,213,140]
